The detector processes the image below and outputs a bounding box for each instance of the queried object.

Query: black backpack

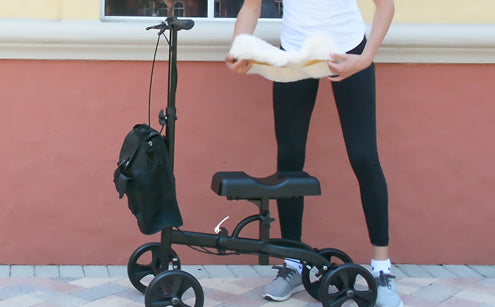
[114,124,183,235]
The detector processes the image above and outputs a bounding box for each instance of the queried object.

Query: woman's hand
[327,53,372,82]
[225,54,253,74]
[327,0,394,82]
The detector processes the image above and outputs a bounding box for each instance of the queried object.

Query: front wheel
[145,270,204,307]
[319,263,377,307]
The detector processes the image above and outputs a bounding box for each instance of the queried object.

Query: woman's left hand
[327,53,371,82]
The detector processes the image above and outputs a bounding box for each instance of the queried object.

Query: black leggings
[273,38,389,247]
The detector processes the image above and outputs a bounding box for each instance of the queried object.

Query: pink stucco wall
[0,59,493,265]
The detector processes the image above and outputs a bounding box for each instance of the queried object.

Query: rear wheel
[127,242,181,293]
[301,248,353,300]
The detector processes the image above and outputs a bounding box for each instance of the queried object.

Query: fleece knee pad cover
[229,34,342,82]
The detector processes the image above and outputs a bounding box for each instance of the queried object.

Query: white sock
[371,259,392,278]
[285,258,302,274]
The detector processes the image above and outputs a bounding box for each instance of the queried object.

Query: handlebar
[146,17,195,33]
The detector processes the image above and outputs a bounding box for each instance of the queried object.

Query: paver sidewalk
[0,264,494,306]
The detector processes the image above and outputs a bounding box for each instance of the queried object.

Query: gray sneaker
[375,271,404,307]
[263,265,304,301]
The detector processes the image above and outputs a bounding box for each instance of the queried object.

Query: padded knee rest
[211,171,321,199]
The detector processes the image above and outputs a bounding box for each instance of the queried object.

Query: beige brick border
[0,19,494,63]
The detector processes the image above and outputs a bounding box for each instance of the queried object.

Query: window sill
[0,19,494,63]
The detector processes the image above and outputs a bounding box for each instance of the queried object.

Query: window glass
[220,0,281,17]
[104,0,282,18]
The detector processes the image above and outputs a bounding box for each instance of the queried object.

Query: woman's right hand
[225,54,252,74]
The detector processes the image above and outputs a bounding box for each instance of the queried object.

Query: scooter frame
[127,17,378,307]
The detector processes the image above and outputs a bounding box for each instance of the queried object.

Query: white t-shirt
[280,0,366,53]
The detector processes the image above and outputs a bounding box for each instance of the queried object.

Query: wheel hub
[171,297,181,305]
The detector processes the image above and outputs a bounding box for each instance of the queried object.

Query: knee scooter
[125,17,378,307]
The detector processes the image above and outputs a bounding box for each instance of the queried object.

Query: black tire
[127,242,181,293]
[145,270,204,307]
[301,248,353,300]
[319,263,377,307]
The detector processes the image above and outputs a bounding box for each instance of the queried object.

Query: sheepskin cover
[229,34,342,82]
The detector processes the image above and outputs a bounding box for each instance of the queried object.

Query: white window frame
[101,0,281,20]
[98,0,283,61]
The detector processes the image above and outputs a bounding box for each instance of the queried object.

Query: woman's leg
[263,78,319,302]
[273,78,319,242]
[331,35,389,253]
[332,62,389,249]
[332,39,402,307]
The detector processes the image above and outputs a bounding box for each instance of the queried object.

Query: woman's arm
[328,0,395,81]
[362,0,395,64]
[232,0,262,37]
[225,0,262,74]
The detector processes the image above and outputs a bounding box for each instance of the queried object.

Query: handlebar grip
[170,18,194,31]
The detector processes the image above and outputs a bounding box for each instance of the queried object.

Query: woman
[226,1,402,306]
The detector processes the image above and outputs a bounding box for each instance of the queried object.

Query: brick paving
[0,264,494,306]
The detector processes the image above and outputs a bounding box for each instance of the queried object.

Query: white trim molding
[0,19,494,63]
